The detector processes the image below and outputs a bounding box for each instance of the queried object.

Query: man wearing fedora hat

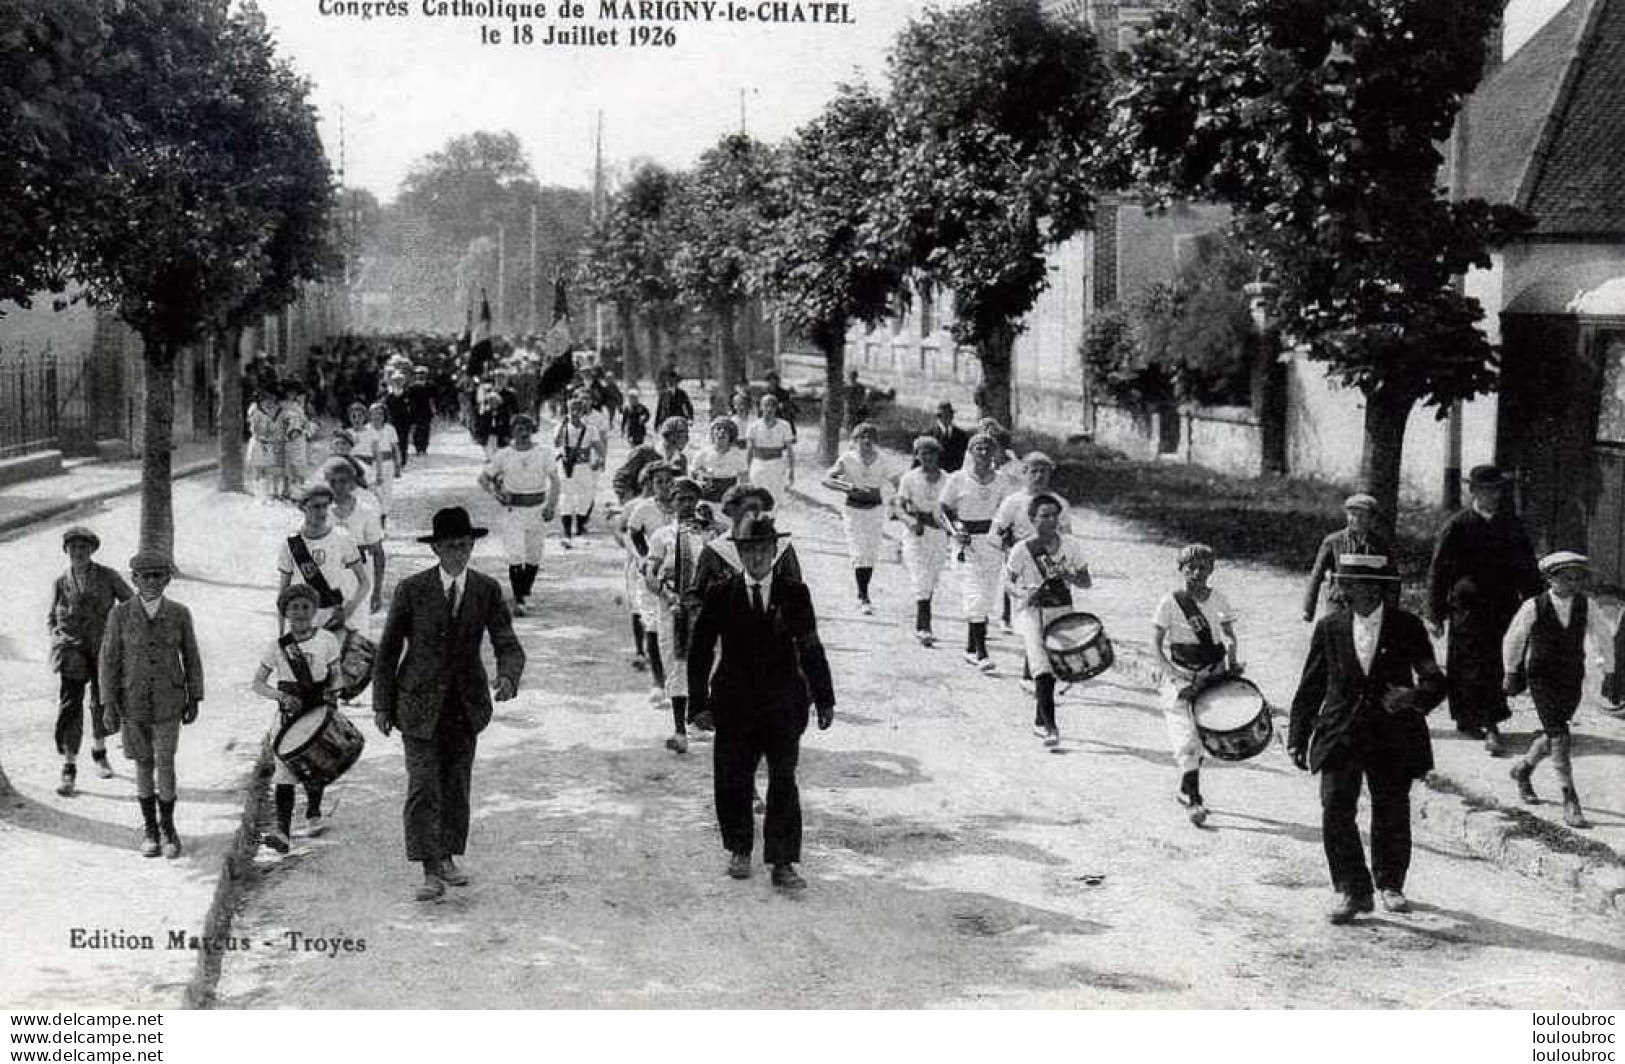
[47,527,133,796]
[1426,464,1543,755]
[373,506,525,901]
[687,513,835,889]
[1289,553,1446,923]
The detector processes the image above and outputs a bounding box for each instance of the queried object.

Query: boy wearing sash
[251,584,342,852]
[1004,494,1092,747]
[1151,544,1241,826]
[1503,551,1615,829]
[277,484,371,636]
[554,393,605,545]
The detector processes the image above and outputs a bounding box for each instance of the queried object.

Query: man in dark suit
[1288,553,1446,924]
[373,507,525,901]
[688,514,835,890]
[928,401,970,472]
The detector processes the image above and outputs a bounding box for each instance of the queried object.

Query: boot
[91,748,114,779]
[1509,761,1539,804]
[1562,788,1591,829]
[138,796,161,857]
[158,798,181,859]
[56,761,77,797]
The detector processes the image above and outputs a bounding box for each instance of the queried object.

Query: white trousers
[655,605,689,698]
[957,538,1005,622]
[373,463,394,516]
[630,556,660,624]
[558,464,598,518]
[1159,682,1205,773]
[501,504,547,565]
[842,505,887,568]
[751,457,788,506]
[1014,603,1075,679]
[901,526,949,600]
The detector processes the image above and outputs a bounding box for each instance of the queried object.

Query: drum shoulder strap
[278,631,321,694]
[1172,590,1219,649]
[287,535,343,608]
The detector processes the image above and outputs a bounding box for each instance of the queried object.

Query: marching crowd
[38,341,1616,921]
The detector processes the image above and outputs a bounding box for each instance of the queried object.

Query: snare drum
[1191,677,1273,762]
[337,628,376,702]
[274,705,366,787]
[1042,612,1115,682]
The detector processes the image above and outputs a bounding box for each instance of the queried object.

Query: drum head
[1044,613,1102,652]
[277,708,328,756]
[1194,680,1264,731]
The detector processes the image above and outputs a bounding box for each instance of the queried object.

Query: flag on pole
[461,302,473,352]
[544,270,573,360]
[469,290,494,379]
[551,271,571,325]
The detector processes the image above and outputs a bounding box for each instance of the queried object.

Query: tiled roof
[1464,0,1625,237]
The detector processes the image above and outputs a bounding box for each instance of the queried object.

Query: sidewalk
[786,425,1625,915]
[0,440,221,539]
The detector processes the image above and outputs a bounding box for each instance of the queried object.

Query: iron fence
[0,352,60,459]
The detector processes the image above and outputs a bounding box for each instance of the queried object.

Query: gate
[0,352,60,459]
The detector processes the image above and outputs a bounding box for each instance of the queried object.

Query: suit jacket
[1301,528,1392,618]
[1287,607,1445,779]
[49,562,133,676]
[686,573,834,731]
[372,566,525,740]
[98,598,205,723]
[929,422,970,472]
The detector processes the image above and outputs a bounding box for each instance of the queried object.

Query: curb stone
[790,479,1625,920]
[0,457,220,540]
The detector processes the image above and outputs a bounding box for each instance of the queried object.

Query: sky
[259,0,1574,204]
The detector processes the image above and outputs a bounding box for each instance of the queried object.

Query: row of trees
[583,0,1523,513]
[2,0,341,550]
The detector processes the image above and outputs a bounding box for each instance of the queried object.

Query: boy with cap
[687,513,835,889]
[1289,553,1445,923]
[1502,551,1614,828]
[99,552,205,858]
[1302,494,1393,622]
[47,527,133,795]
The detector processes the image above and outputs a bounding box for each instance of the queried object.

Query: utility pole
[593,111,605,354]
[497,225,506,335]
[529,203,538,338]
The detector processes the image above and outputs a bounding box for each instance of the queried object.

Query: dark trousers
[411,419,432,454]
[55,675,109,757]
[392,417,413,466]
[402,702,477,864]
[714,720,802,866]
[1319,747,1413,897]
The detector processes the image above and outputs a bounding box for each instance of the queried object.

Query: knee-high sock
[970,621,989,658]
[646,631,666,687]
[508,564,524,600]
[274,784,296,836]
[915,600,930,632]
[855,567,873,600]
[304,783,325,818]
[1180,768,1202,804]
[521,564,540,600]
[157,798,176,835]
[138,795,159,837]
[632,615,647,656]
[672,696,688,735]
[1551,733,1576,791]
[1036,674,1057,730]
[1001,594,1012,626]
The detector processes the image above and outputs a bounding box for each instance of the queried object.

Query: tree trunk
[217,326,247,494]
[139,337,178,558]
[717,302,741,390]
[617,302,640,383]
[1360,384,1417,542]
[976,324,1016,429]
[817,321,849,467]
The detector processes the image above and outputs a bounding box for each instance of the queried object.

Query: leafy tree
[581,163,686,381]
[757,84,908,464]
[670,133,776,388]
[1137,235,1256,406]
[1108,0,1528,520]
[71,0,336,553]
[879,0,1111,428]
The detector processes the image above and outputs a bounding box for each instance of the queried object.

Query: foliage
[878,0,1112,425]
[581,163,683,320]
[1080,306,1172,411]
[1136,235,1255,405]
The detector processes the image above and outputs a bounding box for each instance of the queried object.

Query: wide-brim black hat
[732,513,790,544]
[418,506,490,543]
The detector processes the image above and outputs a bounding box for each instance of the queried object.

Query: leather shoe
[437,858,470,886]
[771,864,807,890]
[1563,799,1592,829]
[416,874,447,901]
[140,833,162,859]
[1327,892,1371,924]
[1378,889,1410,913]
[1484,730,1505,756]
[726,851,752,880]
[1510,762,1539,804]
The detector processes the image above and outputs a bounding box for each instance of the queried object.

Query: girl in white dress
[823,422,895,614]
[746,394,795,505]
[938,433,1017,672]
[894,436,951,645]
[355,402,402,522]
[693,418,751,503]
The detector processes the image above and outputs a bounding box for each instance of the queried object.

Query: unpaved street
[199,430,1625,1009]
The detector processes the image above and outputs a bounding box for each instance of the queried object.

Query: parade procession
[3,0,1625,1033]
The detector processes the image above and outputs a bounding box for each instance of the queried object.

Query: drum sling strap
[1171,591,1227,672]
[1027,543,1074,610]
[287,535,344,609]
[277,632,327,718]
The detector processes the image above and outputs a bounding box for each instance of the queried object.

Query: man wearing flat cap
[47,527,132,796]
[687,513,835,890]
[1425,464,1543,755]
[373,507,525,901]
[1289,553,1446,923]
[1302,493,1393,623]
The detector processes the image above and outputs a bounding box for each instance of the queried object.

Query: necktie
[751,583,765,616]
[446,579,459,618]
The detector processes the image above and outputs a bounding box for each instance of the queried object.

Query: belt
[845,492,883,510]
[507,492,549,507]
[961,519,992,534]
[753,447,785,460]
